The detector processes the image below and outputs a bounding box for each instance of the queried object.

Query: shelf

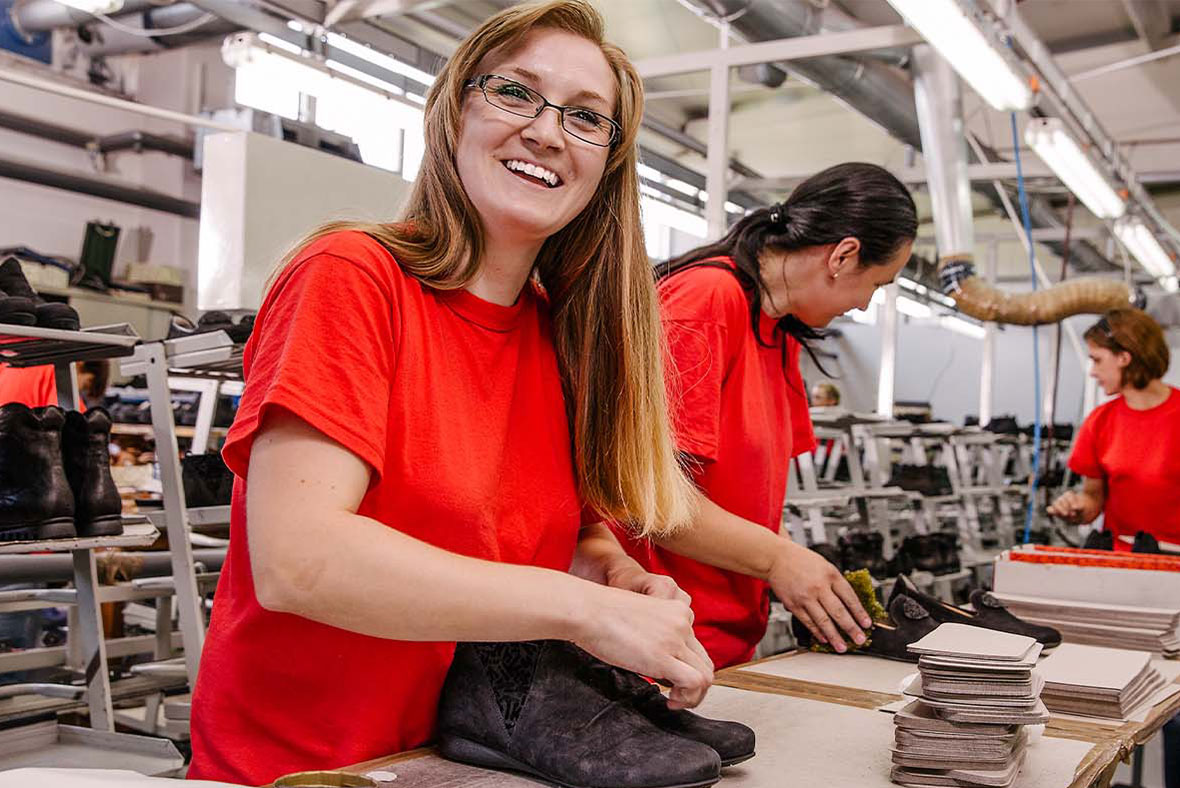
[0,323,140,367]
[111,423,228,439]
[0,520,158,554]
[120,331,243,379]
[146,505,230,531]
[0,720,183,776]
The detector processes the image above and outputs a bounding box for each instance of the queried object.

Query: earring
[832,273,839,280]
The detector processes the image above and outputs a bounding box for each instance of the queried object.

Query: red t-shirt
[1068,387,1180,551]
[0,365,61,407]
[188,232,583,785]
[615,259,816,669]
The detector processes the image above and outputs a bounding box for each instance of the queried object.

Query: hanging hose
[1042,193,1075,481]
[1010,115,1041,544]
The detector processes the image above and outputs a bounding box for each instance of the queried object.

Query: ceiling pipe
[912,44,1131,325]
[10,0,161,34]
[681,0,1120,275]
[0,155,200,218]
[77,3,234,56]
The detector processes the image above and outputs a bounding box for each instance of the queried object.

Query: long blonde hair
[271,0,695,535]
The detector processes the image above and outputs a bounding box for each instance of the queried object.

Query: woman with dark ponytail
[611,162,918,668]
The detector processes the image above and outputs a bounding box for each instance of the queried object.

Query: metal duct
[79,4,235,56]
[11,0,160,33]
[911,45,1130,324]
[683,0,1119,276]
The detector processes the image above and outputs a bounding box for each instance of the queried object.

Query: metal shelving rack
[119,330,242,694]
[0,323,159,731]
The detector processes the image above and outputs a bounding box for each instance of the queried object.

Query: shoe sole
[439,736,721,788]
[0,517,78,542]
[720,751,755,768]
[76,515,124,538]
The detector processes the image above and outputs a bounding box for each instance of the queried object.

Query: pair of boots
[897,532,962,575]
[0,404,121,541]
[438,640,755,788]
[0,257,80,331]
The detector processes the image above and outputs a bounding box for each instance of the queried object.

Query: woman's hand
[573,584,713,710]
[1047,491,1089,523]
[605,561,692,605]
[768,540,871,652]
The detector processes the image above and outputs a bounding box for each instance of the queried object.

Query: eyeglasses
[464,74,621,148]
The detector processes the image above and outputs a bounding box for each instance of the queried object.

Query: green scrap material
[808,569,887,655]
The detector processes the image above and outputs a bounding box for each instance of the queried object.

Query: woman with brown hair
[1049,307,1180,551]
[187,2,709,783]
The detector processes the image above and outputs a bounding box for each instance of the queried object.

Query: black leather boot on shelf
[792,595,938,663]
[437,641,722,788]
[0,257,80,331]
[887,574,1061,650]
[181,453,235,508]
[1082,529,1114,551]
[62,408,123,537]
[0,404,76,541]
[840,531,888,579]
[561,642,755,767]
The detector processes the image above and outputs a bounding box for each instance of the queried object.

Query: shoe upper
[438,641,721,788]
[0,404,74,526]
[61,408,121,527]
[558,642,755,765]
[0,257,79,329]
[863,595,939,662]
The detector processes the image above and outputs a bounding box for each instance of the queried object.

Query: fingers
[661,655,711,709]
[791,607,827,645]
[805,600,847,653]
[821,588,868,646]
[645,574,689,603]
[831,572,874,630]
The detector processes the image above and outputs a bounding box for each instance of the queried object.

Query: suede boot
[438,641,722,788]
[0,404,76,541]
[62,409,122,537]
[0,257,80,330]
[556,642,755,767]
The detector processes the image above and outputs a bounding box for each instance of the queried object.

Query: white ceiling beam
[323,0,453,28]
[1121,0,1171,50]
[635,25,923,79]
[731,162,1056,193]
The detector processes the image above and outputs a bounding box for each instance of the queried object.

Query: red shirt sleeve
[785,338,817,457]
[663,319,728,461]
[221,234,398,480]
[1068,405,1104,479]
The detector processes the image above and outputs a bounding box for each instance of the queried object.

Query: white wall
[802,312,1093,427]
[0,42,232,316]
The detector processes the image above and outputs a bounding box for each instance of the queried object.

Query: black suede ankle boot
[62,409,122,537]
[0,257,80,331]
[0,404,76,541]
[438,641,722,788]
[556,642,755,767]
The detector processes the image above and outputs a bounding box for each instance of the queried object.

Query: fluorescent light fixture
[1113,217,1178,284]
[897,295,934,319]
[886,0,1032,111]
[1025,119,1124,219]
[1165,276,1179,294]
[940,315,986,339]
[640,193,707,239]
[56,0,124,13]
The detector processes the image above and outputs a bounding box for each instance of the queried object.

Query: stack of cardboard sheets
[992,593,1180,657]
[892,624,1049,788]
[1036,643,1167,719]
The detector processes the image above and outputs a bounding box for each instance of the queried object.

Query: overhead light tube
[886,0,1033,111]
[1113,217,1178,289]
[55,0,124,14]
[1025,118,1125,219]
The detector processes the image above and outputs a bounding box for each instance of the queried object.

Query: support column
[705,22,730,239]
[878,283,899,417]
[980,242,998,424]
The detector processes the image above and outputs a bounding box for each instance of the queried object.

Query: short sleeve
[663,319,727,462]
[1068,408,1104,479]
[221,242,397,480]
[784,338,817,457]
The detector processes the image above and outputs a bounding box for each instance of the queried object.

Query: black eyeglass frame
[463,74,622,148]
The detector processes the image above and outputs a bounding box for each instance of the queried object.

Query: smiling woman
[186,2,711,785]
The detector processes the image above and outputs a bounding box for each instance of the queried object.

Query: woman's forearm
[570,521,643,586]
[651,496,783,580]
[252,506,599,643]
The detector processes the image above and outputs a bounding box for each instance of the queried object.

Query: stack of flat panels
[1036,643,1168,719]
[992,593,1180,657]
[892,624,1049,788]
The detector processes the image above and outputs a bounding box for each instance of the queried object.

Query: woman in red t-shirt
[188,3,709,784]
[1049,308,1180,551]
[612,163,918,668]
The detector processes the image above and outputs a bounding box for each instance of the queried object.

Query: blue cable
[1010,113,1042,544]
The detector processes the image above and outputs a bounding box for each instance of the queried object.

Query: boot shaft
[0,404,74,526]
[62,408,121,530]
